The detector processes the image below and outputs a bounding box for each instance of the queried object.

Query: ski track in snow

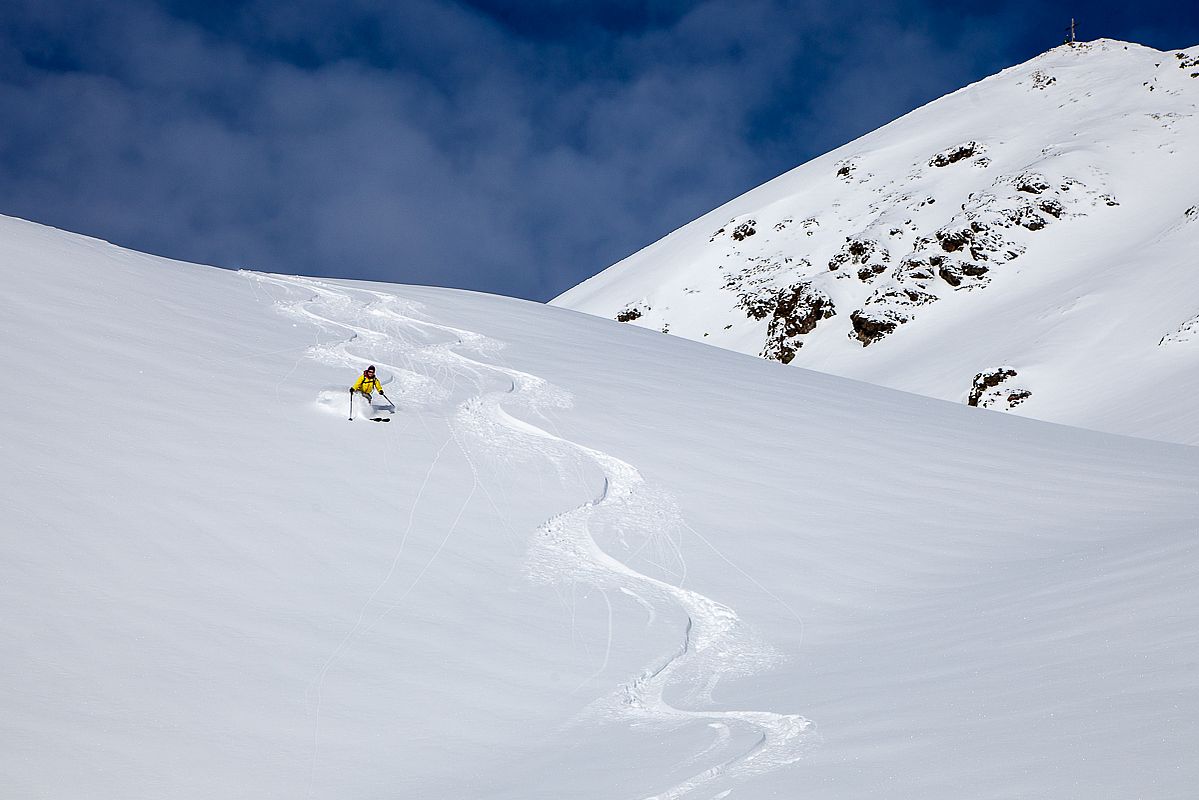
[248,271,815,799]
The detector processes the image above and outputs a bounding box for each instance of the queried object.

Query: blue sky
[2,1,1197,301]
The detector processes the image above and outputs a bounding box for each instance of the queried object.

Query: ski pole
[348,388,354,421]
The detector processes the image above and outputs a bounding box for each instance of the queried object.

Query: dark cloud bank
[2,1,1197,300]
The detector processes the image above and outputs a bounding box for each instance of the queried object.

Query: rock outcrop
[968,368,1032,409]
[616,302,648,323]
[760,283,836,363]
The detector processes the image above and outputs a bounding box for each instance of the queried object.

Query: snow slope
[554,40,1199,445]
[3,213,1199,799]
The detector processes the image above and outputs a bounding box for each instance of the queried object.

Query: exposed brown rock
[968,368,1031,409]
[731,220,757,241]
[616,304,646,322]
[938,260,990,288]
[935,218,1008,260]
[760,282,836,364]
[1014,173,1051,194]
[1007,205,1048,231]
[857,264,888,281]
[1031,70,1057,90]
[849,309,901,345]
[929,141,984,167]
[1007,389,1032,407]
[724,257,810,321]
[1038,198,1064,218]
[968,368,1017,406]
[828,237,890,276]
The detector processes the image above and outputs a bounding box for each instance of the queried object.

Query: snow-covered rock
[554,40,1199,444]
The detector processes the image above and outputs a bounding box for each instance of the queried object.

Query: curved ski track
[249,272,814,799]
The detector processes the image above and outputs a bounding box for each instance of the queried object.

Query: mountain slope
[554,40,1199,445]
[3,214,1199,799]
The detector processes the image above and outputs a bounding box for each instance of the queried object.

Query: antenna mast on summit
[1066,18,1077,44]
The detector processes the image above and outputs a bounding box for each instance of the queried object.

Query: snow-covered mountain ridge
[555,40,1199,445]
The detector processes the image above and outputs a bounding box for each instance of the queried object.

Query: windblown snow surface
[3,213,1199,799]
[554,40,1199,446]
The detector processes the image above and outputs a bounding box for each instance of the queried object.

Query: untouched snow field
[3,213,1199,799]
[555,40,1199,446]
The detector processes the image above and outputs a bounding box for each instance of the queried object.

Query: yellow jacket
[352,374,382,395]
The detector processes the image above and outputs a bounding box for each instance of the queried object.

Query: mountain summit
[554,40,1199,444]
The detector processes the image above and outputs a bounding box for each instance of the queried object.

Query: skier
[351,365,383,401]
[349,365,392,422]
